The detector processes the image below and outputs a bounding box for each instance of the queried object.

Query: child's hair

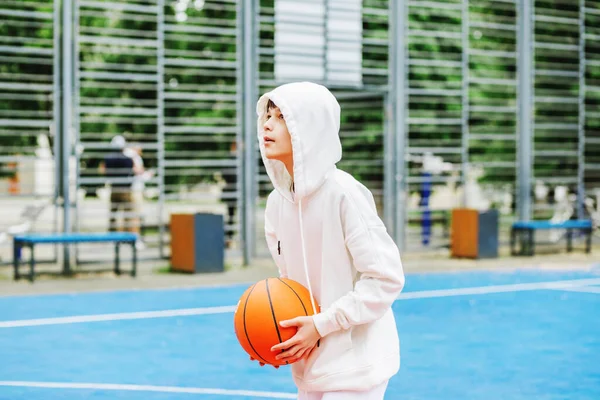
[266,99,277,113]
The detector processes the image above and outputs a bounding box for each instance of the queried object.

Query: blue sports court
[1,266,599,400]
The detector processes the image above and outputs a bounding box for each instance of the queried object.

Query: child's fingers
[275,344,301,360]
[271,337,298,352]
[279,317,302,328]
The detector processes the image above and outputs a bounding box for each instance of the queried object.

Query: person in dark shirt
[101,135,135,232]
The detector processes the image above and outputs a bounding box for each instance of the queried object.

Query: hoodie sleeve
[312,184,405,338]
[265,191,288,279]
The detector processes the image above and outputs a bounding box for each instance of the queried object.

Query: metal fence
[0,0,599,269]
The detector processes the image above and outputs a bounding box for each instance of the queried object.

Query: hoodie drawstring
[298,199,318,316]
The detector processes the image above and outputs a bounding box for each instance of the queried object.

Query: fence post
[388,0,408,250]
[61,0,74,273]
[241,0,258,266]
[517,0,533,222]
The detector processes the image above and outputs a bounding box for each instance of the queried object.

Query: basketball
[233,277,320,367]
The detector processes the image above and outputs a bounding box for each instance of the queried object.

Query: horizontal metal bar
[587,86,600,92]
[587,60,600,68]
[164,58,236,69]
[408,118,462,125]
[79,107,158,116]
[469,133,516,141]
[534,42,578,51]
[534,150,578,157]
[79,61,157,72]
[534,96,578,104]
[586,33,600,42]
[531,177,578,184]
[164,159,237,168]
[79,81,156,90]
[407,147,462,154]
[164,24,236,37]
[0,119,51,127]
[583,7,600,16]
[535,123,578,130]
[0,35,53,47]
[585,138,600,145]
[406,176,457,184]
[408,88,462,96]
[534,15,578,25]
[79,1,158,14]
[79,26,157,39]
[0,55,53,66]
[470,77,516,86]
[535,70,579,78]
[470,161,517,168]
[586,112,600,119]
[78,45,157,57]
[408,29,461,39]
[0,8,53,20]
[469,21,516,31]
[0,82,53,92]
[79,98,157,107]
[80,116,157,124]
[163,126,237,134]
[79,35,157,48]
[468,49,516,58]
[0,93,50,101]
[163,92,236,102]
[0,45,53,56]
[408,1,462,11]
[79,71,157,82]
[470,106,517,113]
[79,9,157,22]
[0,72,52,82]
[409,59,461,68]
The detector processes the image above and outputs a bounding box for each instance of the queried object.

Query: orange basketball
[233,277,319,367]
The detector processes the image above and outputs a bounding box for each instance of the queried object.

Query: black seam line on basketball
[266,278,284,345]
[277,278,319,348]
[277,278,308,316]
[243,283,269,365]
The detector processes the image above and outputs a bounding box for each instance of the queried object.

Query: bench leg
[29,244,35,282]
[566,229,573,253]
[528,229,535,256]
[13,240,20,281]
[131,240,137,277]
[510,228,517,256]
[585,228,592,253]
[114,242,121,275]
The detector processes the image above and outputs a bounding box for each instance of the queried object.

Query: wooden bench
[510,220,593,256]
[13,232,138,282]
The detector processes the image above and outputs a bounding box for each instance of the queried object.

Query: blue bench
[13,232,138,282]
[510,220,593,256]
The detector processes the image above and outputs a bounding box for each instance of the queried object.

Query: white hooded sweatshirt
[257,82,405,392]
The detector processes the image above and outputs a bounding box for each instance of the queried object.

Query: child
[256,81,405,399]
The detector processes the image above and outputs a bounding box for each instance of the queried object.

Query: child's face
[262,105,293,164]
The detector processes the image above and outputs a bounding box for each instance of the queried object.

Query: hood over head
[256,82,342,203]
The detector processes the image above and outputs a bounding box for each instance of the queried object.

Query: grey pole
[461,0,470,207]
[517,0,533,221]
[53,0,62,260]
[383,93,395,235]
[157,0,166,258]
[241,0,258,265]
[577,0,586,219]
[62,0,73,273]
[389,0,408,250]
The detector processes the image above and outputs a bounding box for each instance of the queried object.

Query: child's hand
[271,316,321,364]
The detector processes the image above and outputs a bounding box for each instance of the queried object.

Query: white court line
[0,305,236,328]
[551,285,600,294]
[2,278,600,329]
[0,381,296,399]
